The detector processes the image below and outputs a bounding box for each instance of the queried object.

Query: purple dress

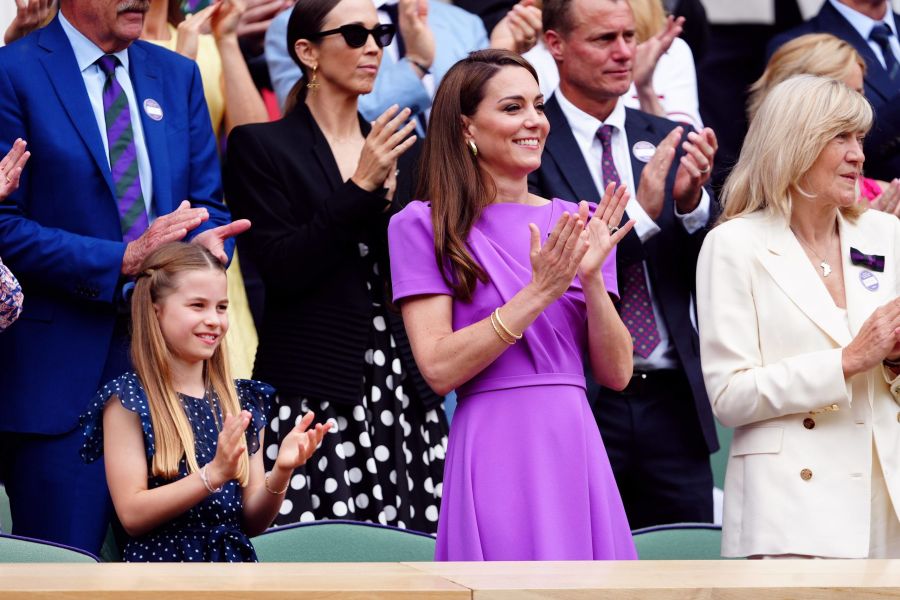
[389,199,636,561]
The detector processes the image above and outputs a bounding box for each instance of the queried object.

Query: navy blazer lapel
[37,18,116,201]
[819,2,896,102]
[128,42,170,217]
[543,95,602,204]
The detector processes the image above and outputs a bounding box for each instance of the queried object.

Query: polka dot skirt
[81,373,273,562]
[264,243,448,533]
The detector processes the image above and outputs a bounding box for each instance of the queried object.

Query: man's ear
[544,29,565,63]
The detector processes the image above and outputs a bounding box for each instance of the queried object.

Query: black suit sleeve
[224,125,390,294]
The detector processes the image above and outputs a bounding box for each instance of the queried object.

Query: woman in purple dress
[388,49,638,561]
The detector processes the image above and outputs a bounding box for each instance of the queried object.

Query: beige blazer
[697,209,900,558]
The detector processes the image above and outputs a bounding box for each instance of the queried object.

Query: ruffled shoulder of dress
[80,372,156,463]
[235,379,275,455]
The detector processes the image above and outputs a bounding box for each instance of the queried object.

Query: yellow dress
[149,26,259,379]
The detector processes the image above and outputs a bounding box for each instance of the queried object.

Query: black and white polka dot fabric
[265,242,448,533]
[81,372,272,562]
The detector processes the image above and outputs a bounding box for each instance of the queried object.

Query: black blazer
[224,104,440,409]
[767,2,900,181]
[528,95,719,453]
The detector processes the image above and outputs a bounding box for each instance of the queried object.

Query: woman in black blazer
[224,0,447,532]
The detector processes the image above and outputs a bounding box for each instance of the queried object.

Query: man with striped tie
[529,0,720,529]
[0,0,248,554]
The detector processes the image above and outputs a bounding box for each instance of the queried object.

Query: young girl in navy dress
[81,243,330,562]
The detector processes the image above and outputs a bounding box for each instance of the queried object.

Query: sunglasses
[310,23,397,49]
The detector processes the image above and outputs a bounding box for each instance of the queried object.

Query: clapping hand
[274,411,332,471]
[207,410,253,489]
[843,298,900,377]
[672,127,718,213]
[192,218,252,264]
[633,16,684,92]
[176,3,218,60]
[490,0,543,55]
[351,105,417,194]
[398,0,435,73]
[4,0,55,45]
[576,183,635,280]
[870,179,900,217]
[0,139,29,202]
[528,211,590,302]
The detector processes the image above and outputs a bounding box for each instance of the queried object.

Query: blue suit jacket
[528,95,719,453]
[265,1,488,120]
[767,2,900,180]
[0,17,232,435]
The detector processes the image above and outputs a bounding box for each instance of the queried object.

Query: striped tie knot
[97,54,119,78]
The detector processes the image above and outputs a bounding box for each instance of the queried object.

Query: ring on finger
[607,224,619,235]
[698,164,711,174]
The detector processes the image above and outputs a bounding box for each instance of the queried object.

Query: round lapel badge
[632,140,656,163]
[860,269,879,292]
[143,98,163,122]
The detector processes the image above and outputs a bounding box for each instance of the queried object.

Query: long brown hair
[130,243,249,485]
[284,0,342,113]
[416,49,540,302]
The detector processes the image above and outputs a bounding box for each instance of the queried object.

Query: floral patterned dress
[0,257,22,332]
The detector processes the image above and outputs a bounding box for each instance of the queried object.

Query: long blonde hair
[747,33,866,121]
[720,75,872,224]
[130,243,249,485]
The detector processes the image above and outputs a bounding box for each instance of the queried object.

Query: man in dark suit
[0,0,247,554]
[529,0,720,529]
[768,0,900,181]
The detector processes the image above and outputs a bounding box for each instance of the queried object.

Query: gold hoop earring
[307,65,320,92]
[466,139,478,158]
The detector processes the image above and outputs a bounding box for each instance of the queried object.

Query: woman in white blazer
[697,75,900,558]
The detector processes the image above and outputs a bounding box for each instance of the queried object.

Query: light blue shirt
[58,9,153,219]
[830,0,900,70]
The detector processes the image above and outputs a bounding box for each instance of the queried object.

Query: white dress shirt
[58,9,153,219]
[555,89,710,369]
[830,0,900,71]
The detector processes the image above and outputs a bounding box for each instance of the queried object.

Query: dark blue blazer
[0,17,232,435]
[767,2,900,180]
[528,95,718,453]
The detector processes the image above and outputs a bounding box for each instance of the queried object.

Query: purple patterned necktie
[97,55,148,243]
[597,125,660,358]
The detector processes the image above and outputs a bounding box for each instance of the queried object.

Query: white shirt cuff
[675,188,711,234]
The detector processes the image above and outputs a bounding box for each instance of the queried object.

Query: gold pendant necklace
[791,227,834,278]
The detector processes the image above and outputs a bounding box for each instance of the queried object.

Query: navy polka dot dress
[80,372,272,562]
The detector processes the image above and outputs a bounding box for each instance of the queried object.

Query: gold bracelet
[264,472,289,495]
[489,310,516,345]
[494,308,523,340]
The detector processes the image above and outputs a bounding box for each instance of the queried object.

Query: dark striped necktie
[96,55,148,243]
[870,23,900,80]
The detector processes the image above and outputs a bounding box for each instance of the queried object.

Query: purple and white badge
[143,99,163,121]
[632,141,656,163]
[860,269,879,292]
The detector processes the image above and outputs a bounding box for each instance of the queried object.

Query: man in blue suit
[0,0,247,554]
[265,0,489,119]
[768,0,900,181]
[529,0,720,529]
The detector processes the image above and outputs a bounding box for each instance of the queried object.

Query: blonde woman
[750,33,900,217]
[697,75,900,558]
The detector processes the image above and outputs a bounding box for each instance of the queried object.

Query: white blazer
[697,209,900,558]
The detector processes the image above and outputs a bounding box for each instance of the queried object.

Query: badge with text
[632,141,656,163]
[143,99,163,122]
[859,269,879,292]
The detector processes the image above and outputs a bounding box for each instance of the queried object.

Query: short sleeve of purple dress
[388,200,636,561]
